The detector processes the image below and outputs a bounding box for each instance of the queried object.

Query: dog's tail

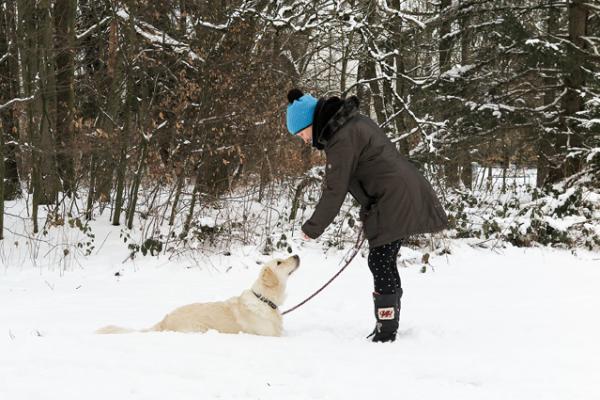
[95,324,160,334]
[95,325,137,334]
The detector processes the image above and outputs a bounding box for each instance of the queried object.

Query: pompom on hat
[286,88,318,135]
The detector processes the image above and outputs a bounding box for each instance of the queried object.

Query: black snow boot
[367,290,402,343]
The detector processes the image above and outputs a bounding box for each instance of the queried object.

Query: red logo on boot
[378,307,395,320]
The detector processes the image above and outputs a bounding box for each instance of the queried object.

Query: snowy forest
[1,1,599,399]
[0,0,598,257]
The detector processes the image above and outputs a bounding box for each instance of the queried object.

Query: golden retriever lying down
[97,255,299,337]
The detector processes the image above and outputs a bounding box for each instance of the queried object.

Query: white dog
[97,255,300,336]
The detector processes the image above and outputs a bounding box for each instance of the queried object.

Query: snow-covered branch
[549,34,600,61]
[194,0,260,31]
[76,16,112,41]
[116,9,204,62]
[582,2,600,12]
[0,95,35,112]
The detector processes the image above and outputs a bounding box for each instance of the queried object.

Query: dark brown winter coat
[301,96,448,247]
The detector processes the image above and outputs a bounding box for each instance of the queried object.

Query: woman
[286,88,448,343]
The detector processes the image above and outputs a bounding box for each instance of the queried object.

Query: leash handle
[282,231,365,316]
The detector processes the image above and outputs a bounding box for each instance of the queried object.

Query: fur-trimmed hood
[313,96,360,150]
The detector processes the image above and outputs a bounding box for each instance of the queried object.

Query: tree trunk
[537,2,560,187]
[562,0,587,175]
[54,0,76,195]
[339,30,354,94]
[439,0,452,74]
[363,0,386,125]
[459,4,472,189]
[39,0,59,204]
[258,148,270,202]
[461,163,473,189]
[549,0,587,182]
[112,7,136,226]
[0,0,21,201]
[169,167,185,226]
[111,99,129,226]
[181,166,202,238]
[289,176,319,221]
[501,147,510,193]
[439,0,458,187]
[389,0,409,156]
[356,59,371,115]
[0,0,14,238]
[179,0,187,35]
[365,60,386,125]
[22,0,41,232]
[16,0,35,202]
[445,162,460,188]
[85,152,96,220]
[126,139,148,229]
[95,18,120,204]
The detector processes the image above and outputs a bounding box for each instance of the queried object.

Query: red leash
[282,230,366,316]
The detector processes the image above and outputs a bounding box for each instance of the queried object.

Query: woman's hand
[301,231,311,241]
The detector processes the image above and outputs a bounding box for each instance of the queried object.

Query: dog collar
[252,291,278,310]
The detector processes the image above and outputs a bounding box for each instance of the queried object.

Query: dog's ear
[261,267,279,289]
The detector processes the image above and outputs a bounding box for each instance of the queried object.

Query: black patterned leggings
[368,239,402,295]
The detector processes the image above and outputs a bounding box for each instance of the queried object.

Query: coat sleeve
[301,135,358,239]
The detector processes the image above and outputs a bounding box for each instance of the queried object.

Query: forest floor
[1,228,599,400]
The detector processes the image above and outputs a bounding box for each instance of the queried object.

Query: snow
[440,64,475,81]
[1,238,599,400]
[582,118,600,129]
[198,216,217,227]
[584,190,600,203]
[525,39,560,52]
[585,148,600,163]
[543,215,587,231]
[471,102,516,118]
[193,18,229,31]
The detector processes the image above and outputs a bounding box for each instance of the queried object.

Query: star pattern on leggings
[368,239,403,294]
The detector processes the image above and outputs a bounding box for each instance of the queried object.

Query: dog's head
[252,255,300,306]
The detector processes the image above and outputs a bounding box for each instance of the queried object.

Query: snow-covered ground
[1,236,599,400]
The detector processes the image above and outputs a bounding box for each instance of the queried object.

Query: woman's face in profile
[296,125,313,145]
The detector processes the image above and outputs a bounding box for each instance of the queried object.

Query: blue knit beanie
[286,89,318,135]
